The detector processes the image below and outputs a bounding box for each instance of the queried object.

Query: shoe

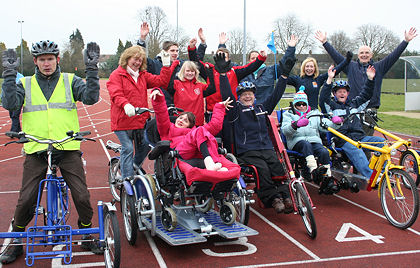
[283,198,294,214]
[272,198,285,214]
[0,242,23,264]
[81,235,104,255]
[311,166,327,184]
[327,178,340,194]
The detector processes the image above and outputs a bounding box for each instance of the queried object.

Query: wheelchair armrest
[148,140,171,160]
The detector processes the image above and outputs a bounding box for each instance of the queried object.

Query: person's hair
[247,50,259,61]
[119,46,147,71]
[300,57,319,78]
[178,111,196,128]
[162,41,179,51]
[216,47,230,59]
[178,61,200,81]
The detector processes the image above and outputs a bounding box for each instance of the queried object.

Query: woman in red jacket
[106,45,177,180]
[167,61,215,126]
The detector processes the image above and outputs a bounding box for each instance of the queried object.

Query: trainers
[0,242,23,264]
[283,198,294,214]
[272,198,285,214]
[81,235,104,255]
[311,166,327,184]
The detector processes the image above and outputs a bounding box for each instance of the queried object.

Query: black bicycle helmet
[31,40,59,57]
[236,81,256,96]
[332,80,350,93]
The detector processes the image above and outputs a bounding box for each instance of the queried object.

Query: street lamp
[18,20,24,74]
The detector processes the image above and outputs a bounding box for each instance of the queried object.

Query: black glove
[213,52,231,73]
[279,57,297,77]
[2,49,19,77]
[84,42,100,70]
[345,51,353,63]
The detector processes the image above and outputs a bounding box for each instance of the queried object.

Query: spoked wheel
[103,207,121,268]
[219,202,236,225]
[120,187,138,245]
[161,207,177,231]
[228,181,250,225]
[194,196,214,213]
[380,168,419,229]
[293,183,317,239]
[400,150,420,187]
[109,159,122,202]
[135,175,156,236]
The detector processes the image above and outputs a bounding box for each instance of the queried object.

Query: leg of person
[313,143,339,194]
[115,130,135,178]
[239,150,285,213]
[340,141,373,179]
[0,154,47,264]
[293,140,318,181]
[133,129,150,171]
[59,151,103,254]
[200,141,221,171]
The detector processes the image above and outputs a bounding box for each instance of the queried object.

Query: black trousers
[12,150,93,231]
[238,149,289,207]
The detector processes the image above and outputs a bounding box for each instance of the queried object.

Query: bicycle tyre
[294,183,317,239]
[109,159,121,202]
[400,150,420,186]
[104,208,121,268]
[121,187,138,245]
[380,168,419,229]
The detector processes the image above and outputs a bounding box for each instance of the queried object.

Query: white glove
[161,50,171,67]
[124,103,136,117]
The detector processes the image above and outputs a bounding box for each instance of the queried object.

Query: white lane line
[229,249,420,267]
[250,207,320,260]
[145,232,167,268]
[306,182,420,236]
[0,224,13,268]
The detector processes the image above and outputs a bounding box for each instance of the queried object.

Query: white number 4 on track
[335,223,384,244]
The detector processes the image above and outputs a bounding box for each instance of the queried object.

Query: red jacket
[172,78,208,126]
[152,89,225,160]
[106,62,178,131]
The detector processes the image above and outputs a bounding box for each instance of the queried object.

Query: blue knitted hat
[293,86,308,106]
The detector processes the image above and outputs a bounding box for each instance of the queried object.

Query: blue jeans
[340,136,385,179]
[292,141,330,165]
[115,129,150,178]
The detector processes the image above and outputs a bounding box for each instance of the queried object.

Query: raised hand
[161,50,171,67]
[198,28,206,43]
[150,89,163,100]
[328,65,336,79]
[404,27,417,42]
[219,32,228,45]
[213,52,231,73]
[287,34,299,47]
[366,65,376,80]
[2,49,19,70]
[84,42,100,70]
[259,50,267,58]
[189,38,197,49]
[315,30,327,44]
[279,57,297,77]
[220,97,233,110]
[140,22,149,40]
[345,51,353,63]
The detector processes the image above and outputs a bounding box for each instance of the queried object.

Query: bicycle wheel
[104,208,121,268]
[229,181,250,225]
[380,168,419,229]
[400,150,420,186]
[294,183,317,239]
[109,159,121,202]
[121,187,138,245]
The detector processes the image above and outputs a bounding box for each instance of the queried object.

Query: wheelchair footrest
[26,225,72,265]
[148,215,207,246]
[203,211,258,239]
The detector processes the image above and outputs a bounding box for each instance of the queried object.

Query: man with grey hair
[315,28,417,134]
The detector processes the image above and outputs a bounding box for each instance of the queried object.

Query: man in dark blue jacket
[217,51,296,214]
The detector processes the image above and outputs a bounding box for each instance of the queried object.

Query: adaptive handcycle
[0,131,120,267]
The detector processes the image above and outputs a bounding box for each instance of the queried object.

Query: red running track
[0,80,419,267]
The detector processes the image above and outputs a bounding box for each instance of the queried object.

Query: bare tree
[226,29,257,64]
[328,31,356,55]
[354,24,400,57]
[138,6,189,58]
[272,14,314,54]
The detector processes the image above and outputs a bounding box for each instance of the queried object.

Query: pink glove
[292,117,309,129]
[332,116,343,124]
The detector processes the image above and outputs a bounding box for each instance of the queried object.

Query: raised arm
[319,65,335,113]
[233,50,267,81]
[315,30,345,65]
[203,66,216,97]
[150,89,171,139]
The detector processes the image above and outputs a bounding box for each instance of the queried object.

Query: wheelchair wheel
[195,196,214,213]
[400,150,420,186]
[109,159,121,202]
[380,168,419,229]
[161,207,177,231]
[135,175,157,236]
[293,183,317,239]
[104,207,121,268]
[229,181,250,225]
[121,187,138,245]
[219,202,236,225]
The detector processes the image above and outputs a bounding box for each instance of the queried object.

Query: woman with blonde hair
[167,60,216,126]
[106,45,177,180]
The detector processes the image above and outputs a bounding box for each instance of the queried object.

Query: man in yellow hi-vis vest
[0,40,101,264]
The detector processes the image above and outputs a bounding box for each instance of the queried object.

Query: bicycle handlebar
[4,131,95,146]
[135,106,184,116]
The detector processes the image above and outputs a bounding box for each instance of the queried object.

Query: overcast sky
[1,0,419,55]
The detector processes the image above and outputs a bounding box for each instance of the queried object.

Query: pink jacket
[106,61,178,131]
